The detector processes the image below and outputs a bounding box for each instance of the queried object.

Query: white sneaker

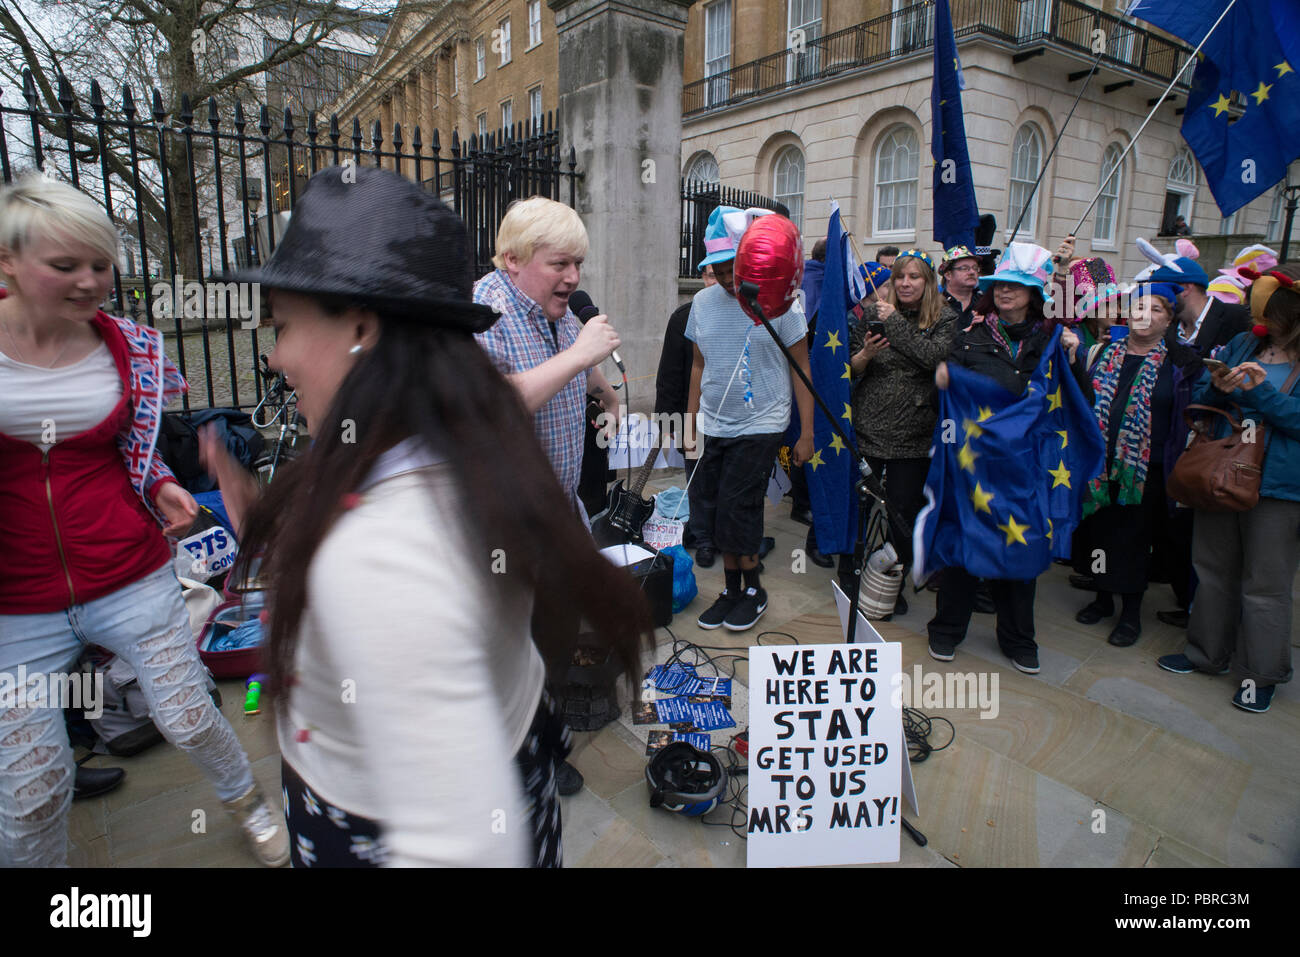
[224,785,290,867]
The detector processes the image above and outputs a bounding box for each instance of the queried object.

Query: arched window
[685,152,720,185]
[1162,148,1197,234]
[874,125,919,233]
[1093,143,1124,248]
[1008,123,1044,238]
[773,145,805,232]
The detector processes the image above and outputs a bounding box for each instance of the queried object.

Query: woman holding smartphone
[846,250,957,613]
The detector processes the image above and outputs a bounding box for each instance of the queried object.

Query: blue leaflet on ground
[646,730,712,755]
[646,663,699,693]
[687,700,736,731]
[209,619,262,652]
[690,676,731,697]
[674,732,711,751]
[655,696,694,724]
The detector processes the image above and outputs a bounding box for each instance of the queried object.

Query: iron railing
[684,0,1194,116]
[0,69,580,411]
[679,179,783,278]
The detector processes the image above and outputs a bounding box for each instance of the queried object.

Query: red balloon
[733,214,804,324]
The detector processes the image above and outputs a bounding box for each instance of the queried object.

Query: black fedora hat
[231,165,499,333]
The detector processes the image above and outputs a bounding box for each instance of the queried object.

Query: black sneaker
[1010,649,1040,674]
[698,591,741,630]
[928,636,955,661]
[723,587,768,631]
[1157,653,1229,676]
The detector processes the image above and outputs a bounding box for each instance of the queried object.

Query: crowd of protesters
[1,165,1296,871]
[669,206,1298,710]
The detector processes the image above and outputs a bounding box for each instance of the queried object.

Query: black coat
[654,301,694,416]
[1169,298,1251,357]
[948,317,1095,404]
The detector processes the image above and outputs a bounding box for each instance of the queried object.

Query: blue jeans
[0,562,255,866]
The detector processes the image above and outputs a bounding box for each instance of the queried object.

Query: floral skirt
[282,691,572,867]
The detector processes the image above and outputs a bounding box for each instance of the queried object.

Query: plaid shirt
[473,269,586,503]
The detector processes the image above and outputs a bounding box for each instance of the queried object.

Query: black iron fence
[684,0,1194,116]
[0,69,580,411]
[679,179,782,278]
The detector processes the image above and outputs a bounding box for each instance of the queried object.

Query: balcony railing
[684,0,1193,117]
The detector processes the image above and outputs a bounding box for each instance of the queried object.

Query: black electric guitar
[590,439,663,548]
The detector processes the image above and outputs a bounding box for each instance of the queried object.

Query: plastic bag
[662,544,697,613]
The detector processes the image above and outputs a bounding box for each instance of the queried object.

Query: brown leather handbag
[1167,365,1300,511]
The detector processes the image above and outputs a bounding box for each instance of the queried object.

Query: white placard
[606,413,659,470]
[747,640,903,867]
[598,542,657,567]
[832,581,920,818]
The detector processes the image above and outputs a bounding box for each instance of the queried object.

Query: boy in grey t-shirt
[686,217,814,633]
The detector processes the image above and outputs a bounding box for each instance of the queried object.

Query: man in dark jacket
[1150,257,1250,356]
[656,265,716,549]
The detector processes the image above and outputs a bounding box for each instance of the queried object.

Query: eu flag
[931,0,979,249]
[805,202,857,555]
[1129,0,1300,216]
[913,330,1104,582]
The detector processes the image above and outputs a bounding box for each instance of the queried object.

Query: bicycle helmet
[645,742,728,816]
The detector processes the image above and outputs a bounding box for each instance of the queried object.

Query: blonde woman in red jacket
[0,175,287,867]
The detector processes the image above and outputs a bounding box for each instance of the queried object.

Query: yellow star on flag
[1056,429,1068,448]
[807,448,825,471]
[824,330,842,354]
[829,433,846,455]
[997,514,1030,546]
[1046,359,1053,379]
[958,440,980,473]
[1209,92,1232,117]
[1047,387,1062,412]
[1048,460,1072,488]
[962,418,984,441]
[1277,61,1294,78]
[842,402,853,422]
[977,406,994,422]
[1253,81,1273,105]
[1046,518,1054,541]
[970,482,994,514]
[842,362,852,380]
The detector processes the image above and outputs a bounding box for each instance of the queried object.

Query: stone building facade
[679,0,1295,279]
[324,0,560,175]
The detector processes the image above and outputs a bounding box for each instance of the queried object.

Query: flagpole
[1071,0,1241,237]
[1007,45,1107,246]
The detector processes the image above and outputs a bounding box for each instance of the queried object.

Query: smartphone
[1203,357,1231,375]
[866,320,887,337]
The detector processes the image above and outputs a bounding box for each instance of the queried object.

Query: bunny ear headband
[1240,268,1300,328]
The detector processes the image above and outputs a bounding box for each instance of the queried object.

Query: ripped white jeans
[0,562,254,866]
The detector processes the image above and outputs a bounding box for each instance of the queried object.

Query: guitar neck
[626,435,668,498]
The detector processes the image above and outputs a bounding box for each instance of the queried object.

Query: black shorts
[692,431,783,555]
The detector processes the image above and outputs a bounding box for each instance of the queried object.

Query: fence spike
[412,126,422,150]
[283,106,294,136]
[306,111,318,139]
[451,129,460,156]
[56,72,74,112]
[329,113,340,144]
[151,88,166,125]
[431,128,440,153]
[393,122,403,148]
[233,98,245,131]
[207,95,220,130]
[179,93,193,128]
[22,69,37,109]
[351,116,362,148]
[89,80,105,116]
[121,83,136,119]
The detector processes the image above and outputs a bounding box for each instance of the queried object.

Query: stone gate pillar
[549,0,693,413]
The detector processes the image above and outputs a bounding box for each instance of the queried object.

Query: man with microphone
[473,196,622,798]
[474,196,622,519]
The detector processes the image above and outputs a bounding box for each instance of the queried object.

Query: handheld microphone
[568,289,625,373]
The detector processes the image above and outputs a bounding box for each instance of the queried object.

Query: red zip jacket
[0,313,177,614]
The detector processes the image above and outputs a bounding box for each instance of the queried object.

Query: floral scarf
[1082,337,1167,518]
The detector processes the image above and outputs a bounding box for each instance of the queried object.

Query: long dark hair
[235,299,653,710]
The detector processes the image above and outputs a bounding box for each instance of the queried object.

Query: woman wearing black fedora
[221,165,652,866]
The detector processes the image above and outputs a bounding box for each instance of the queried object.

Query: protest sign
[747,640,903,867]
